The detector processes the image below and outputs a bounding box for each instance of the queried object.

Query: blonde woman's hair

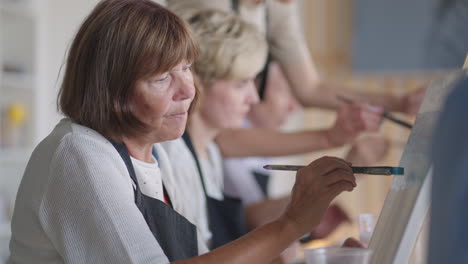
[169,2,268,84]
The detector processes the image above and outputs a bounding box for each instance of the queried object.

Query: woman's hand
[282,157,357,236]
[327,104,383,147]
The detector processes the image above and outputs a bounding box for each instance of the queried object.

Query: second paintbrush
[263,165,404,175]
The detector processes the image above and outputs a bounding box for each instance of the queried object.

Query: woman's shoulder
[41,118,110,148]
[29,119,111,163]
[30,118,125,183]
[17,119,130,217]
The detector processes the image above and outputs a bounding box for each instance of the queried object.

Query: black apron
[112,142,198,261]
[252,170,270,197]
[181,132,248,249]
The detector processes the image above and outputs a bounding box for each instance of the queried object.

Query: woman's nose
[174,73,195,101]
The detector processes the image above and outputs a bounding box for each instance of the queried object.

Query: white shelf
[0,1,36,18]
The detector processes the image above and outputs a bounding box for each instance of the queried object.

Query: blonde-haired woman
[162,5,269,250]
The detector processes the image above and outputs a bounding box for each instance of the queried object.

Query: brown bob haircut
[58,0,199,140]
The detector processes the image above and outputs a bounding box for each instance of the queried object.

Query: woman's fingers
[348,104,383,132]
[286,156,358,235]
[298,157,356,196]
[322,169,356,188]
[327,181,355,199]
[306,156,352,176]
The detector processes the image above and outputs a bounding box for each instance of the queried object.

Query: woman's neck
[188,112,220,160]
[122,136,154,163]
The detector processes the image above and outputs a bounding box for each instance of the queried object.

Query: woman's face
[199,78,259,130]
[131,61,195,142]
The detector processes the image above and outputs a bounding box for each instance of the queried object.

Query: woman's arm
[245,196,291,229]
[175,156,356,264]
[287,70,425,114]
[268,0,425,113]
[216,128,335,158]
[175,216,299,264]
[216,103,383,158]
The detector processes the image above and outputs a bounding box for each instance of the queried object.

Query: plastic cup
[358,214,376,246]
[304,247,373,264]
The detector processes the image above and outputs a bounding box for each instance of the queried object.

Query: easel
[368,56,468,264]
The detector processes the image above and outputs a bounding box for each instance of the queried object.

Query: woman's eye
[237,80,249,87]
[156,74,170,82]
[182,64,192,72]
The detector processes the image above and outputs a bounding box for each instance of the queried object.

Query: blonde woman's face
[131,61,195,142]
[199,78,259,129]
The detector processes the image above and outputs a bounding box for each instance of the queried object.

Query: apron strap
[231,0,271,100]
[152,146,160,162]
[231,0,239,13]
[112,142,161,202]
[111,141,143,206]
[181,132,209,195]
[257,1,271,100]
[257,53,272,100]
[111,142,197,260]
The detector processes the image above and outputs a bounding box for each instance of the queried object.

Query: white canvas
[369,70,468,264]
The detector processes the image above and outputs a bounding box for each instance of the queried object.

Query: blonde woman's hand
[282,156,356,236]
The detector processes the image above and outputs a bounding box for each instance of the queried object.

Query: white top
[8,118,207,264]
[161,138,224,248]
[131,157,164,202]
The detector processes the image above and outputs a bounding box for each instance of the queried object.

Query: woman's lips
[167,112,187,118]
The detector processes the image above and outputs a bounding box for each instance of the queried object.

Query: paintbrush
[263,165,404,175]
[337,95,413,129]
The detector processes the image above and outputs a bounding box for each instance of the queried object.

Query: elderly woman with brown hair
[8,1,356,263]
